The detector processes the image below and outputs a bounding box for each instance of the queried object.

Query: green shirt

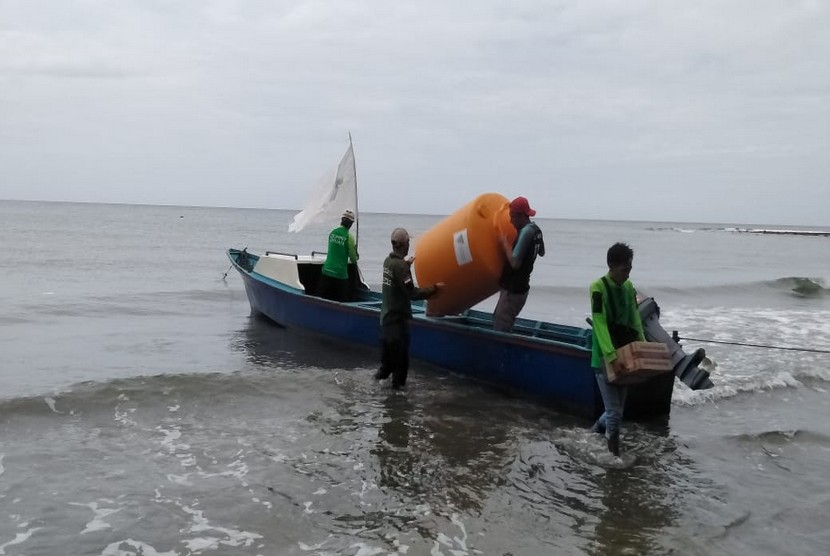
[321,225,358,280]
[380,252,433,326]
[589,273,646,368]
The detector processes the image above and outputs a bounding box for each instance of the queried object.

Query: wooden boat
[227,247,711,420]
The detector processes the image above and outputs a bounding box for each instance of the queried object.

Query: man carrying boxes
[589,242,672,456]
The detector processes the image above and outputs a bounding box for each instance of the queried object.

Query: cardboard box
[605,341,673,384]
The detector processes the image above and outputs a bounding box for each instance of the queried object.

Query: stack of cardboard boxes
[605,341,673,384]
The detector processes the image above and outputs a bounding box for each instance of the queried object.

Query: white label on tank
[453,229,473,266]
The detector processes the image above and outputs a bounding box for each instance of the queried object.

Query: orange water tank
[413,193,517,316]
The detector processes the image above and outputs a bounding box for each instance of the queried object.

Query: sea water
[1,200,829,555]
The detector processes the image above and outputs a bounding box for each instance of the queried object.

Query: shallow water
[1,200,829,555]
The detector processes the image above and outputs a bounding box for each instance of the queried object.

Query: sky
[1,0,828,225]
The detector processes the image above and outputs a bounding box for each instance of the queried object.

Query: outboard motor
[638,297,713,390]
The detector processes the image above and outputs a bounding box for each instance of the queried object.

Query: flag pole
[349,131,359,248]
[348,131,367,289]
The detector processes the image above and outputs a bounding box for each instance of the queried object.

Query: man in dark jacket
[375,228,444,389]
[493,196,545,331]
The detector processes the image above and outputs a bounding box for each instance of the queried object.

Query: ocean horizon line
[2,197,829,230]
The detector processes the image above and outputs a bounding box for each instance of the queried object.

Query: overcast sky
[1,0,828,225]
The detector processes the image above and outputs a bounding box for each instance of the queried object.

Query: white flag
[288,144,357,233]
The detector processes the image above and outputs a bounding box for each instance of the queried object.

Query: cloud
[1,0,828,224]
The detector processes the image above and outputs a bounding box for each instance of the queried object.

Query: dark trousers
[378,322,410,387]
[493,289,529,332]
[317,274,350,302]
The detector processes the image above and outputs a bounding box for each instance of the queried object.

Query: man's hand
[499,234,511,253]
[611,358,628,374]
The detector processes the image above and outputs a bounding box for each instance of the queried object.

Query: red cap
[509,196,536,217]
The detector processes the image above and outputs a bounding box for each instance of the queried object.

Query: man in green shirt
[375,228,444,389]
[317,210,359,302]
[589,242,646,456]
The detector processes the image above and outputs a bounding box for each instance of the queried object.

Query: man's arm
[627,283,646,341]
[501,226,534,269]
[394,261,438,301]
[590,283,618,363]
[347,234,359,263]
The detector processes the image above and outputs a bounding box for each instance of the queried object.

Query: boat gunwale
[228,248,592,355]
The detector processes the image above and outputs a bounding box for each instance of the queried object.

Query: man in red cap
[493,196,545,332]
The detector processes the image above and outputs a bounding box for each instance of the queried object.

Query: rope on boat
[679,336,830,354]
[222,247,248,281]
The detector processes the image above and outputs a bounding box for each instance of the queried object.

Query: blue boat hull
[229,248,674,420]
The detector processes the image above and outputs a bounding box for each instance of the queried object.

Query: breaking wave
[724,227,830,237]
[728,429,830,447]
[646,226,830,237]
[772,277,827,297]
[533,276,827,299]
